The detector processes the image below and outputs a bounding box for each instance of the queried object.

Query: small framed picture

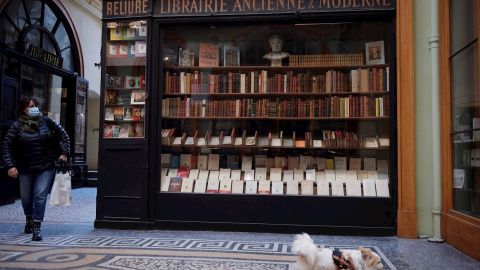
[131,90,146,104]
[365,40,385,65]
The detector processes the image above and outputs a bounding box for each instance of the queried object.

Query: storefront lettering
[158,0,393,14]
[24,43,62,68]
[105,0,150,16]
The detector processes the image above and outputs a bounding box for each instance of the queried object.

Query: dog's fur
[292,233,384,270]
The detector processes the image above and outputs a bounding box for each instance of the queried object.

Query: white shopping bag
[50,171,72,207]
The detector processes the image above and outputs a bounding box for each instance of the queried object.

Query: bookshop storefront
[0,0,89,205]
[96,0,417,238]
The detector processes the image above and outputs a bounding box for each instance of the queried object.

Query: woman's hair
[17,97,38,115]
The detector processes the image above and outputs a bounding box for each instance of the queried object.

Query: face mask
[27,107,40,117]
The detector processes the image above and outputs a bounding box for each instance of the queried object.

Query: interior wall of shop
[60,0,102,171]
[413,0,436,237]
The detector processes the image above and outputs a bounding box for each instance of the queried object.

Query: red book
[177,167,190,178]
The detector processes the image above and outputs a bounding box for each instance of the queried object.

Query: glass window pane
[43,4,57,31]
[450,0,478,55]
[450,1,480,218]
[103,21,147,139]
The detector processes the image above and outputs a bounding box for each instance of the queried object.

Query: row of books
[160,153,388,172]
[161,95,389,118]
[289,54,364,67]
[105,90,146,106]
[106,75,146,89]
[107,41,147,58]
[161,128,388,148]
[109,26,147,41]
[105,106,145,121]
[104,123,144,138]
[164,67,389,94]
[162,167,388,182]
[160,170,389,197]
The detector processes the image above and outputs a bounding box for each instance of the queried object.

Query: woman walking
[2,97,69,241]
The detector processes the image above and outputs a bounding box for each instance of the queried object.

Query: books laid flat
[168,177,182,192]
[316,180,330,195]
[258,180,271,194]
[193,179,207,193]
[255,168,267,181]
[300,180,314,195]
[198,170,210,180]
[293,169,304,181]
[160,176,171,192]
[286,181,299,195]
[208,170,220,180]
[269,168,282,181]
[331,181,344,196]
[231,180,244,194]
[357,170,369,182]
[219,179,232,193]
[271,181,284,194]
[197,155,208,170]
[244,170,255,180]
[283,170,294,181]
[345,180,362,196]
[231,170,242,180]
[206,179,220,193]
[376,179,390,197]
[245,180,258,194]
[181,178,194,192]
[363,157,376,170]
[362,179,377,196]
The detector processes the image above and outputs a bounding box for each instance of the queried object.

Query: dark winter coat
[2,116,70,174]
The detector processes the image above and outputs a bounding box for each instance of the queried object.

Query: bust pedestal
[269,58,282,67]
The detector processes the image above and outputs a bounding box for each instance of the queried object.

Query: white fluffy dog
[292,233,384,270]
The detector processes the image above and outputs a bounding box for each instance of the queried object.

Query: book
[331,181,345,196]
[293,169,304,181]
[198,170,210,180]
[168,177,182,192]
[300,180,314,195]
[208,170,220,180]
[119,124,130,138]
[199,43,219,67]
[181,178,194,192]
[316,180,330,195]
[219,179,232,193]
[163,42,179,66]
[244,169,255,180]
[123,106,133,120]
[334,157,347,170]
[189,169,199,179]
[231,180,244,194]
[160,176,171,192]
[193,179,207,193]
[375,179,390,197]
[207,154,220,171]
[245,180,258,194]
[255,168,267,181]
[219,168,231,180]
[135,41,147,57]
[286,181,299,195]
[325,169,336,183]
[349,158,362,170]
[131,90,146,104]
[224,45,240,66]
[197,155,208,170]
[231,170,242,180]
[241,156,253,171]
[269,168,282,181]
[178,48,194,67]
[114,107,124,120]
[283,170,294,181]
[258,180,271,194]
[170,155,180,169]
[105,107,114,120]
[180,154,192,168]
[177,167,190,178]
[271,181,284,195]
[346,180,362,196]
[362,179,377,196]
[363,158,376,170]
[335,170,347,183]
[206,179,220,193]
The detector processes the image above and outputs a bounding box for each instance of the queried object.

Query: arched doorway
[0,0,89,205]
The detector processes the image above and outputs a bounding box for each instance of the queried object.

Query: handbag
[50,162,74,207]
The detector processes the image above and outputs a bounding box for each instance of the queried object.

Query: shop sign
[23,43,63,68]
[154,0,396,16]
[103,0,152,18]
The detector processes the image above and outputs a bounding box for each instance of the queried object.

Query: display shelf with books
[159,22,393,199]
[102,20,147,139]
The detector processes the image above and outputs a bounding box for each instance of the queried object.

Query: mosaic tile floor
[0,188,479,269]
[0,233,398,269]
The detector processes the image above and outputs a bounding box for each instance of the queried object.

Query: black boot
[32,222,42,241]
[24,216,33,234]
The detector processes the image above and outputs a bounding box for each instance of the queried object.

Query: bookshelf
[102,21,147,139]
[160,22,393,199]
